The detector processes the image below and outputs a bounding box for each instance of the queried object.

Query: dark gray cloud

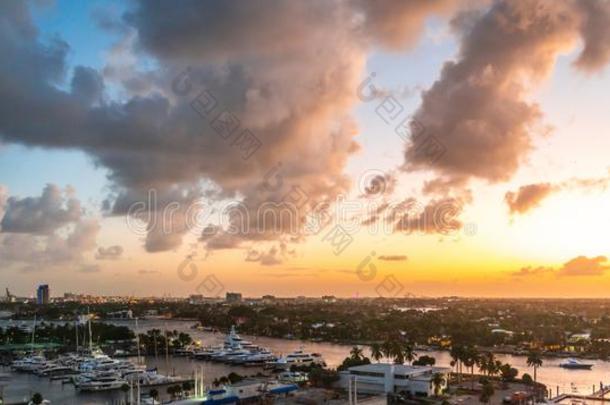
[5,0,561,255]
[0,184,99,271]
[1,184,81,234]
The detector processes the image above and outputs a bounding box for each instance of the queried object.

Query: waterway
[1,319,609,403]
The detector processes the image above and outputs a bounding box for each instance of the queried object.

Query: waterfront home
[339,363,451,397]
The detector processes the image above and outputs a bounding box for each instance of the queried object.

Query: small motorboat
[559,358,593,370]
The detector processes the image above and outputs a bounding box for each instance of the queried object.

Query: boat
[195,326,274,366]
[11,355,47,372]
[237,351,277,367]
[73,370,122,387]
[192,346,222,360]
[559,358,593,369]
[35,363,75,377]
[265,348,325,370]
[124,370,184,387]
[277,371,308,383]
[77,374,127,392]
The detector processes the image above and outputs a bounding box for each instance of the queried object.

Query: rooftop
[347,363,451,376]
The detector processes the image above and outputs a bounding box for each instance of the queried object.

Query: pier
[550,384,610,403]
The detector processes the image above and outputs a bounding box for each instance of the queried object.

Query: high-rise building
[36,284,49,305]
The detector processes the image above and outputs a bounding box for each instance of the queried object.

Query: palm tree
[526,351,543,383]
[383,340,402,364]
[370,343,383,363]
[431,373,446,397]
[450,345,464,383]
[403,342,417,365]
[463,346,479,389]
[480,352,496,376]
[381,339,393,362]
[491,360,502,377]
[350,346,364,360]
[31,393,43,405]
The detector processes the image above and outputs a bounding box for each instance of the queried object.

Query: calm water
[2,319,610,403]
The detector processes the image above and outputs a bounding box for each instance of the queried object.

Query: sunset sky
[2,0,610,298]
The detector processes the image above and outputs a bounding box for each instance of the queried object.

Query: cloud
[0,185,7,223]
[512,255,610,277]
[394,198,463,234]
[558,255,610,277]
[1,184,81,234]
[0,184,99,271]
[78,264,101,273]
[378,255,408,261]
[505,172,610,214]
[505,183,556,215]
[573,0,610,71]
[511,266,553,277]
[245,243,295,266]
[138,269,159,275]
[95,245,124,260]
[404,0,610,193]
[0,0,468,253]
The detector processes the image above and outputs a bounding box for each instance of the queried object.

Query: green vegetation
[0,321,133,347]
[4,297,610,359]
[308,365,340,388]
[137,328,192,355]
[31,393,43,405]
[479,380,494,403]
[338,346,371,370]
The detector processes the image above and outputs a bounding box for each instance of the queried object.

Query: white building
[339,363,451,397]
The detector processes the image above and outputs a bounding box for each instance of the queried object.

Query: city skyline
[2,0,610,298]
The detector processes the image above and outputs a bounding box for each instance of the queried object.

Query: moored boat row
[188,325,326,370]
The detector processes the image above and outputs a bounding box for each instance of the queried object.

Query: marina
[0,321,324,404]
[3,319,610,403]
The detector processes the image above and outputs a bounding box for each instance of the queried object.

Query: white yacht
[197,326,272,365]
[265,349,325,370]
[124,370,182,387]
[12,355,47,372]
[35,363,75,377]
[229,350,276,366]
[77,374,127,392]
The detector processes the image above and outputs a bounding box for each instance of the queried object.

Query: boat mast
[136,317,141,365]
[30,314,36,353]
[88,313,93,351]
[164,323,170,371]
[75,317,79,351]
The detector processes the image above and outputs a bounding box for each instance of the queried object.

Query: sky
[2,0,610,298]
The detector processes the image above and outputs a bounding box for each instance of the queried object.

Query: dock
[550,385,610,403]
